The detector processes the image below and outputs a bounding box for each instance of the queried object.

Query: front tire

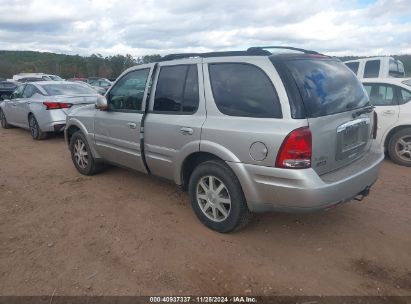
[69,131,101,175]
[0,109,11,129]
[28,114,48,140]
[188,160,250,233]
[388,128,411,167]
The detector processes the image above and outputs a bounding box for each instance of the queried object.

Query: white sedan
[0,81,99,140]
[362,78,411,166]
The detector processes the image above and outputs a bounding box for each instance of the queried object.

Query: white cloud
[0,0,409,56]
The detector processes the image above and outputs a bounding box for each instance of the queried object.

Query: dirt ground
[0,127,410,296]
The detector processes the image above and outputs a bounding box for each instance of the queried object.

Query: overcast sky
[0,0,410,57]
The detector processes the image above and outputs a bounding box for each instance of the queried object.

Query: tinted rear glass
[363,60,380,78]
[42,83,96,96]
[209,63,282,118]
[285,59,369,118]
[345,62,359,74]
[389,59,405,77]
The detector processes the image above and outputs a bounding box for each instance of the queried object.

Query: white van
[344,57,405,79]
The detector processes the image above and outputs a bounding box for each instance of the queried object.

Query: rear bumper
[227,144,384,213]
[37,110,67,132]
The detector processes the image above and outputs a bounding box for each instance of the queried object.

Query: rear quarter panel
[201,56,307,166]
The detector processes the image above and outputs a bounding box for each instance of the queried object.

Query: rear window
[389,59,405,77]
[363,60,380,78]
[345,62,359,75]
[285,59,369,118]
[42,83,96,96]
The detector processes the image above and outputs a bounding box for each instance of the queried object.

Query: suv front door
[94,64,154,172]
[144,59,206,182]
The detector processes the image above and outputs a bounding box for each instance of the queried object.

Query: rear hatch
[280,57,373,175]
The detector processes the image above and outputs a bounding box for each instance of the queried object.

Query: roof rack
[160,46,322,61]
[160,49,271,61]
[247,46,320,55]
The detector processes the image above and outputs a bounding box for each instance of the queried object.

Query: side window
[11,85,25,99]
[367,84,396,106]
[363,60,380,78]
[22,85,35,98]
[209,63,282,118]
[153,65,199,113]
[346,62,359,75]
[100,80,111,88]
[107,69,150,111]
[399,88,411,105]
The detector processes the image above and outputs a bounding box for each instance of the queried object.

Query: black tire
[188,160,251,233]
[69,131,102,175]
[28,114,48,140]
[388,128,411,167]
[0,108,11,129]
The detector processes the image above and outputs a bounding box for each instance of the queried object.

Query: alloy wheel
[73,139,89,169]
[29,116,38,138]
[395,135,411,163]
[0,110,5,128]
[196,175,231,222]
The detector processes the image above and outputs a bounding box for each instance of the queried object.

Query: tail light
[43,102,73,110]
[276,127,312,169]
[372,111,378,139]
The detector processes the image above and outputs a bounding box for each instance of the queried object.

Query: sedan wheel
[28,115,47,140]
[29,115,38,138]
[196,175,231,222]
[395,135,411,163]
[388,127,411,167]
[0,109,10,129]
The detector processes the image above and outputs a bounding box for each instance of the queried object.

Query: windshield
[42,83,97,96]
[284,59,369,118]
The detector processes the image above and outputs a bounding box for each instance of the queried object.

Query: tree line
[0,51,161,80]
[1,50,410,80]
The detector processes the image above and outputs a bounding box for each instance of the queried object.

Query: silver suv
[65,47,384,233]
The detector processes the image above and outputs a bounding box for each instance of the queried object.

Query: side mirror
[95,95,108,111]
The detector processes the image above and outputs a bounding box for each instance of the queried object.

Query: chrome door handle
[383,110,395,115]
[127,122,137,129]
[180,127,194,135]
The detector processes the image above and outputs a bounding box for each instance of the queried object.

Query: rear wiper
[352,105,375,118]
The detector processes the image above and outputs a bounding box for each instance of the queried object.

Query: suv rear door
[143,58,205,181]
[94,64,154,172]
[280,57,373,175]
[362,82,400,145]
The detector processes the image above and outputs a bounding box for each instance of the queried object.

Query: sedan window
[363,84,396,106]
[399,88,411,105]
[22,85,36,98]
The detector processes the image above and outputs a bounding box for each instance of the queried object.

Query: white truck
[344,57,405,79]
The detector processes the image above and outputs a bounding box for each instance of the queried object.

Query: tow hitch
[354,186,371,201]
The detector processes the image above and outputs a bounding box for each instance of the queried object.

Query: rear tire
[0,109,11,129]
[28,114,48,140]
[70,131,102,175]
[388,128,411,167]
[188,160,251,233]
